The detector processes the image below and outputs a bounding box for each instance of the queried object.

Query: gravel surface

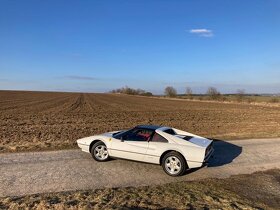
[0,138,280,197]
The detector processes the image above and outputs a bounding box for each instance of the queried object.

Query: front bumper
[77,140,90,153]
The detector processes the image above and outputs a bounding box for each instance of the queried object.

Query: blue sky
[0,0,280,94]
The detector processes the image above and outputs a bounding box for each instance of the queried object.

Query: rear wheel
[162,151,186,176]
[91,141,110,162]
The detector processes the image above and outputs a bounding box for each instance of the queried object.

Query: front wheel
[162,151,186,176]
[91,141,110,162]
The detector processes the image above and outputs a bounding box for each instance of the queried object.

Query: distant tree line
[110,86,153,96]
[164,86,177,97]
[206,87,221,100]
[111,85,279,104]
[164,85,234,101]
[163,86,279,103]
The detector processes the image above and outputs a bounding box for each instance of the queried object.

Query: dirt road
[1,138,280,197]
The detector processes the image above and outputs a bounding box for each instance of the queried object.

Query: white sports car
[77,125,214,176]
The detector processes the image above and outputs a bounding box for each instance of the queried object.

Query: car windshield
[113,130,129,139]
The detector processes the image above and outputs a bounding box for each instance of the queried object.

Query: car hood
[101,130,126,137]
[77,130,126,145]
[76,136,95,145]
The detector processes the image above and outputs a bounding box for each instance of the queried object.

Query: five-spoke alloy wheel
[91,141,110,161]
[162,151,186,176]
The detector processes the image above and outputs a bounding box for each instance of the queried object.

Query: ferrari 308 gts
[77,125,214,176]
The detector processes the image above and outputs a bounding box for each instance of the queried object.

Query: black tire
[91,141,110,162]
[161,151,186,176]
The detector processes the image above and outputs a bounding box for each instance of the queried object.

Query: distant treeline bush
[110,85,279,104]
[164,86,280,103]
[110,86,153,96]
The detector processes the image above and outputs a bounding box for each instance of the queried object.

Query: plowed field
[1,90,280,152]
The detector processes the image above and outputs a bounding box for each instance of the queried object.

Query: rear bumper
[186,147,214,169]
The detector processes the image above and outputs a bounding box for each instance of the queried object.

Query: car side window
[151,133,168,143]
[124,129,153,141]
[163,129,176,135]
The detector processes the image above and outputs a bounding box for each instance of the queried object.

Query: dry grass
[1,90,280,153]
[1,169,279,210]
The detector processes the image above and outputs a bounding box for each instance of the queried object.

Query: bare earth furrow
[0,91,280,153]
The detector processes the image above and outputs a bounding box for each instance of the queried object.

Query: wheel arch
[89,139,103,153]
[159,150,188,168]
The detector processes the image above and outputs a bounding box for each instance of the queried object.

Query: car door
[110,128,151,162]
[145,132,169,164]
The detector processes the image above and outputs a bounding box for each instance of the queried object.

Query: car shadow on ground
[207,139,242,167]
[185,139,242,175]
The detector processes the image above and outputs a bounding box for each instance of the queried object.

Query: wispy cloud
[64,75,96,81]
[189,28,214,37]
